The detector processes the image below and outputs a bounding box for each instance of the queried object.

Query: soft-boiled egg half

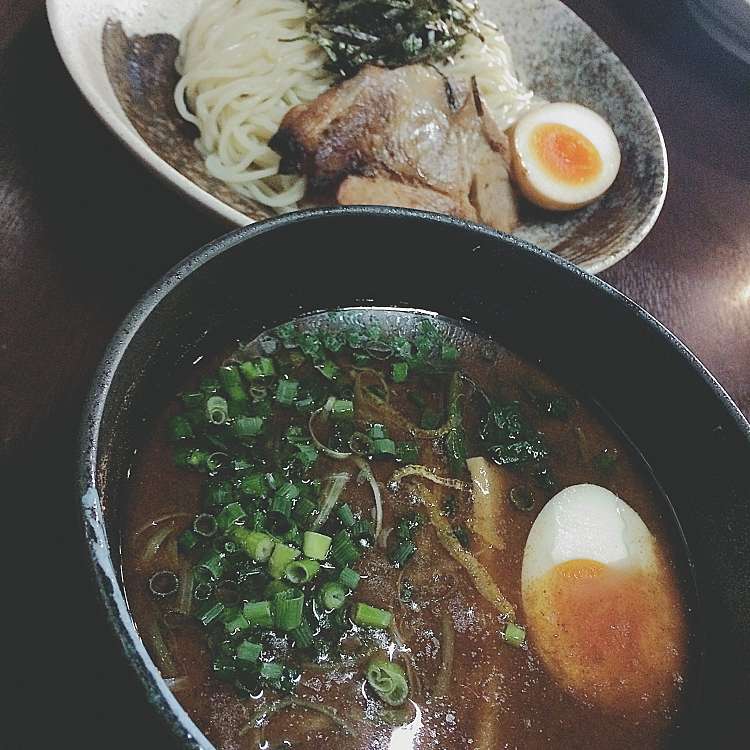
[521,484,685,711]
[510,103,621,211]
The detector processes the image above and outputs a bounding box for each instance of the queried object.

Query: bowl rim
[77,206,749,749]
[46,0,668,275]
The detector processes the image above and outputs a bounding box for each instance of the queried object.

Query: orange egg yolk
[524,558,685,711]
[531,123,603,185]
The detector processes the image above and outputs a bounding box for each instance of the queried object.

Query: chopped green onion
[234,416,264,439]
[199,377,220,396]
[243,600,273,628]
[293,497,318,527]
[230,528,275,562]
[240,357,275,381]
[169,415,194,441]
[396,512,423,541]
[504,622,526,648]
[196,550,224,580]
[193,513,218,538]
[366,658,408,706]
[265,472,280,492]
[265,580,292,599]
[338,566,360,591]
[316,360,340,381]
[319,581,347,610]
[275,379,299,405]
[239,473,267,498]
[246,508,267,532]
[178,529,200,552]
[268,543,300,579]
[275,322,296,344]
[391,362,408,383]
[291,618,314,648]
[285,558,321,584]
[395,441,419,463]
[273,589,304,631]
[205,395,229,425]
[260,662,284,681]
[369,424,386,440]
[330,530,360,566]
[294,395,316,412]
[216,502,246,531]
[331,398,354,417]
[347,330,366,349]
[197,601,225,626]
[181,391,204,409]
[215,538,237,555]
[175,447,209,470]
[236,640,262,664]
[296,443,318,469]
[276,482,301,503]
[223,609,250,635]
[441,343,459,361]
[205,481,234,507]
[337,503,355,528]
[249,385,268,403]
[269,495,292,528]
[323,331,345,352]
[302,531,332,560]
[349,432,374,455]
[350,518,374,542]
[274,482,299,502]
[219,365,247,404]
[283,523,302,547]
[372,438,396,456]
[352,602,392,630]
[389,540,416,567]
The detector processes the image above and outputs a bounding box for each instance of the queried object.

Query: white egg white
[510,102,621,211]
[519,484,685,711]
[521,483,657,592]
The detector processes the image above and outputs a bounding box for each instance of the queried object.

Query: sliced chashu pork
[270,64,518,231]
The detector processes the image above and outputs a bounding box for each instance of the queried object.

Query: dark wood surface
[3,1,748,747]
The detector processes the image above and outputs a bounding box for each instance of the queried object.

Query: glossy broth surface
[122,310,692,750]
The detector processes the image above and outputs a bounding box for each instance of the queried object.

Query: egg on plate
[521,484,685,711]
[510,103,621,211]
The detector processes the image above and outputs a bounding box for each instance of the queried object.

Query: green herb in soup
[123,312,691,750]
[162,319,525,700]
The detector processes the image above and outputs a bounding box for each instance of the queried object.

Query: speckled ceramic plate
[47,0,668,274]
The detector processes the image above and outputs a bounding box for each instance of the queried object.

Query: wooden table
[3,1,748,747]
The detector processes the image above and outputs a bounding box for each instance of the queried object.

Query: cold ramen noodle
[174,0,621,225]
[123,311,690,749]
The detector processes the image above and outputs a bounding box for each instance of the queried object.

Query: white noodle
[175,0,535,212]
[439,21,536,131]
[174,0,332,211]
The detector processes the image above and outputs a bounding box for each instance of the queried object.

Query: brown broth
[121,311,693,750]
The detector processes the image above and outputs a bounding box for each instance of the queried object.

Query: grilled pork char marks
[270,64,518,231]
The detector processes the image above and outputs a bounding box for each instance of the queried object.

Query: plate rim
[46,0,668,275]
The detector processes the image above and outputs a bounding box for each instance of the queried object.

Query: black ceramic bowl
[78,207,750,749]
